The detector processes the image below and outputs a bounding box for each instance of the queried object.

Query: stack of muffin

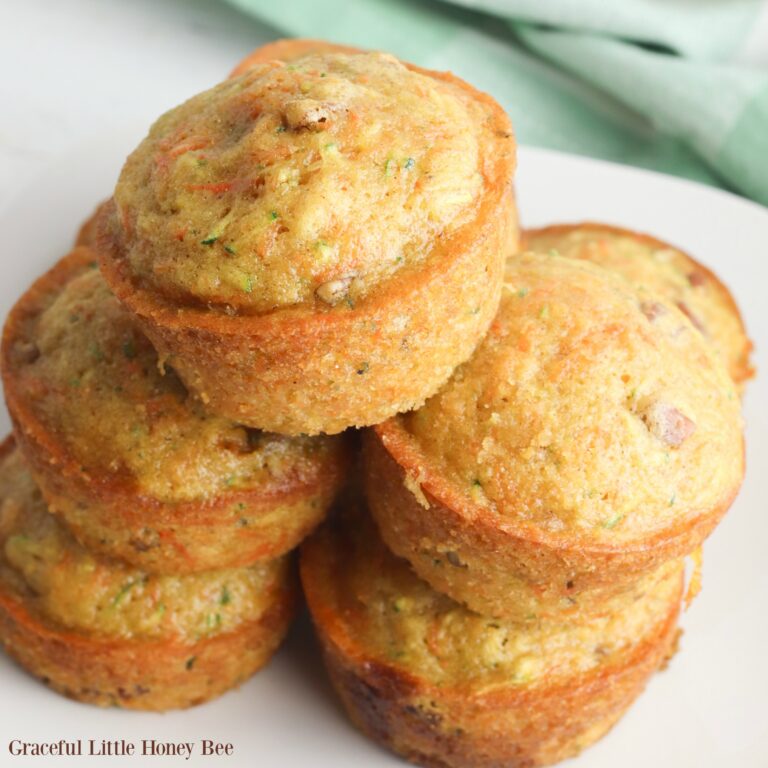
[0,227,350,710]
[0,36,751,767]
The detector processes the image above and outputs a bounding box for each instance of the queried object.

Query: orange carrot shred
[168,138,212,157]
[185,182,232,194]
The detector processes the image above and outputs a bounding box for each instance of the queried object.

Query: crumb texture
[406,252,743,541]
[115,52,486,311]
[525,225,752,386]
[0,447,287,640]
[307,508,682,687]
[7,260,338,502]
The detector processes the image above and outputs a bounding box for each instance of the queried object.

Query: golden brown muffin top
[114,51,495,312]
[405,252,743,542]
[5,250,339,502]
[304,505,682,687]
[0,446,287,641]
[524,224,753,388]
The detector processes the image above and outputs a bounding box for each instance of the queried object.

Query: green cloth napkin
[222,0,768,205]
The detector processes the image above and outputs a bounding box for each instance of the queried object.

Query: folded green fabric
[222,0,768,205]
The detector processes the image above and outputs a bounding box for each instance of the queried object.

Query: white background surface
[0,0,273,212]
[1,2,767,768]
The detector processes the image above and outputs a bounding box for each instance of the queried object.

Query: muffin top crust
[404,252,743,543]
[0,446,287,641]
[114,51,501,312]
[304,506,682,688]
[4,249,339,503]
[524,225,753,387]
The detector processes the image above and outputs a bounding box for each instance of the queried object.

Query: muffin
[524,223,753,389]
[2,247,348,573]
[301,501,684,768]
[0,437,297,711]
[97,42,517,434]
[365,252,743,620]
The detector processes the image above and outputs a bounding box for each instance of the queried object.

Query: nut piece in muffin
[366,251,743,620]
[98,40,517,434]
[524,223,753,389]
[0,438,297,711]
[301,500,684,768]
[2,247,348,573]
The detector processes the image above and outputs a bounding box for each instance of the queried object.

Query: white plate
[0,140,766,768]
